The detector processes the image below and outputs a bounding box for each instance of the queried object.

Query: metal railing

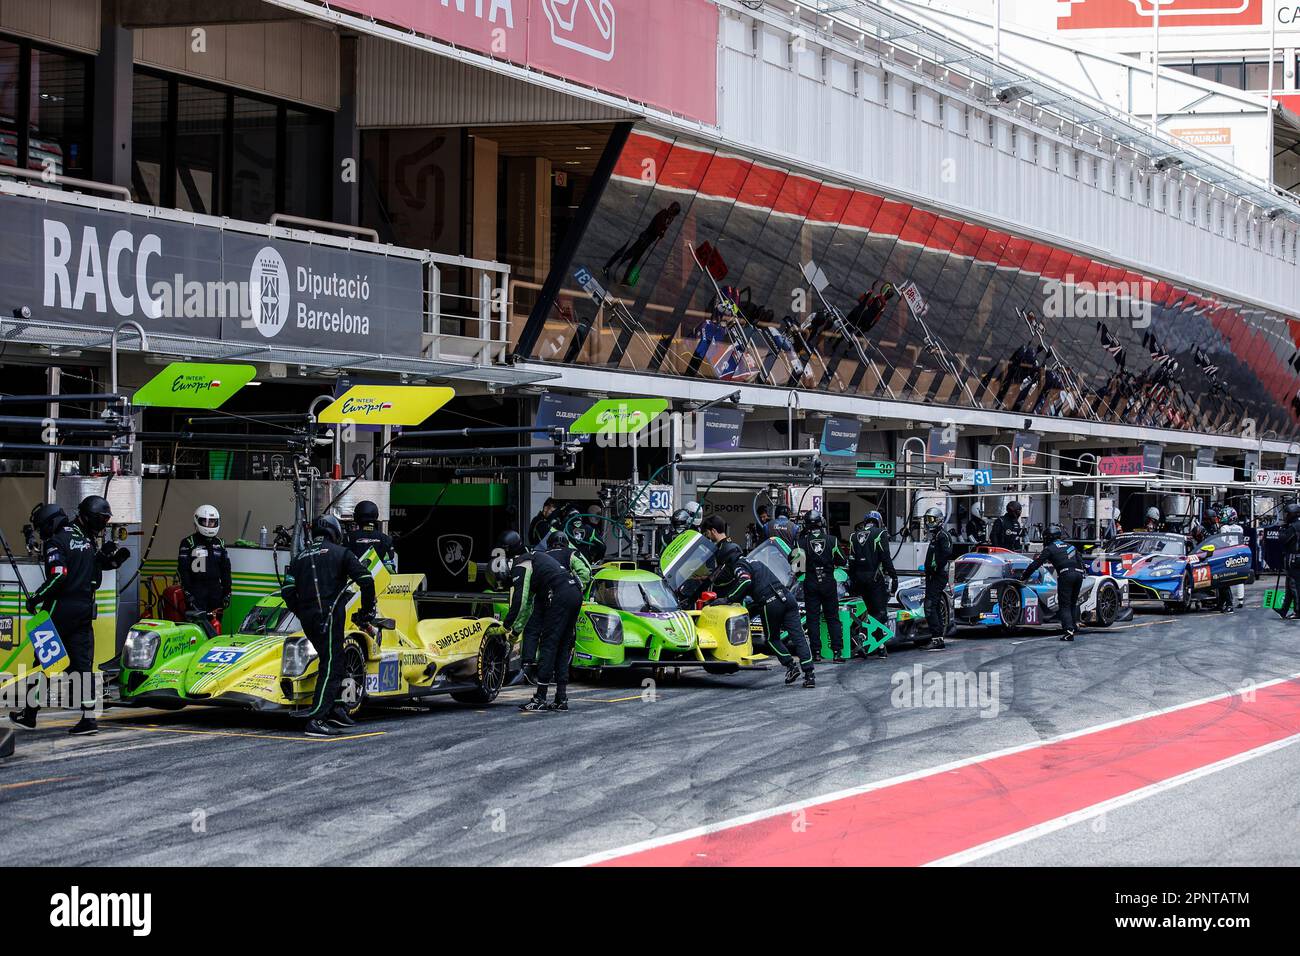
[0,165,132,201]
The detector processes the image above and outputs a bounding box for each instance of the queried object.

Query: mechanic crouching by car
[922,508,951,651]
[499,531,583,713]
[282,515,377,738]
[10,497,129,736]
[709,542,815,688]
[346,500,396,572]
[178,505,232,636]
[1020,524,1085,642]
[795,510,846,663]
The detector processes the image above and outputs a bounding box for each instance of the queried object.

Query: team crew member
[796,511,846,662]
[282,515,377,738]
[849,511,897,655]
[1276,503,1300,620]
[989,500,1025,551]
[345,500,396,572]
[765,505,798,547]
[517,530,593,685]
[528,499,558,546]
[965,501,988,543]
[499,531,583,713]
[177,505,233,632]
[10,497,128,735]
[1020,524,1086,641]
[1217,507,1246,612]
[701,514,728,545]
[922,507,951,651]
[709,542,815,688]
[1143,506,1162,532]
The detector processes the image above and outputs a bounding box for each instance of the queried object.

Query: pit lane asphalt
[4,584,1298,867]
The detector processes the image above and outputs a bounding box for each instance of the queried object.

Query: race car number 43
[200,648,246,665]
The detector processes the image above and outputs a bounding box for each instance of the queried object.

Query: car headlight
[725,614,750,646]
[122,629,160,669]
[587,611,623,646]
[1149,567,1176,577]
[281,637,318,678]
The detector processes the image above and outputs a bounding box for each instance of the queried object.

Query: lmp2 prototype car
[116,552,515,713]
[572,542,764,675]
[951,549,1130,630]
[1088,531,1254,611]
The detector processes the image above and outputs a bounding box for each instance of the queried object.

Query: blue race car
[951,549,1129,630]
[1088,531,1254,611]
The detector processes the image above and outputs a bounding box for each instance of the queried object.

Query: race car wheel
[997,584,1023,629]
[1093,581,1119,628]
[452,632,509,705]
[340,636,368,716]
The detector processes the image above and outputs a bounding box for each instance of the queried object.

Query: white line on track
[927,731,1300,866]
[555,670,1300,867]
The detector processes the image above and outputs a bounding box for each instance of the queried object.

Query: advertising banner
[1099,454,1145,476]
[1,194,425,356]
[132,362,257,409]
[326,0,719,124]
[702,407,745,451]
[819,417,861,458]
[1012,432,1040,467]
[926,427,957,465]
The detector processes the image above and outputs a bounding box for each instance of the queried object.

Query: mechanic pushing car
[849,511,897,644]
[281,514,377,738]
[10,497,129,736]
[346,500,396,572]
[796,510,846,663]
[1275,503,1300,620]
[1020,524,1086,641]
[177,505,232,634]
[922,507,951,651]
[989,500,1025,551]
[499,530,583,713]
[709,541,815,688]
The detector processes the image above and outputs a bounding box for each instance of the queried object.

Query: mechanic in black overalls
[848,511,896,657]
[500,531,583,713]
[10,497,128,736]
[178,504,233,636]
[282,515,377,738]
[1276,503,1300,620]
[796,511,846,663]
[345,500,396,572]
[989,500,1025,551]
[1020,524,1086,642]
[708,542,815,688]
[515,529,593,686]
[922,507,951,651]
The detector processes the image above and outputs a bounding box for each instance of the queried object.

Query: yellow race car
[116,554,515,713]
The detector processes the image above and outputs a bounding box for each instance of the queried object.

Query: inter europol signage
[326,0,719,124]
[318,385,455,427]
[568,398,669,435]
[132,362,257,409]
[1,193,424,355]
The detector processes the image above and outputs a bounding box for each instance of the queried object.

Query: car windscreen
[591,578,680,613]
[661,533,716,593]
[1111,536,1184,556]
[954,559,1009,584]
[239,604,301,635]
[746,540,796,588]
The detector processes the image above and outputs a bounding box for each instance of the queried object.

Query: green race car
[570,532,765,676]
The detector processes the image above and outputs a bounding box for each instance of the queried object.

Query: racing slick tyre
[340,635,369,716]
[996,583,1023,630]
[452,631,509,705]
[908,594,952,648]
[1165,570,1196,613]
[1093,580,1120,628]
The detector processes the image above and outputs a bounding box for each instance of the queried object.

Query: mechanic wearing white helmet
[178,505,232,631]
[1218,506,1246,612]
